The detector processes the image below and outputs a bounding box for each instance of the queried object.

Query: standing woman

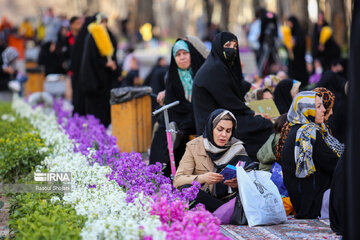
[281,91,344,219]
[192,31,273,161]
[286,16,308,86]
[70,14,95,116]
[311,11,340,70]
[149,39,205,178]
[79,13,118,127]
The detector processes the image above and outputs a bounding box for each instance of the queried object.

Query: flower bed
[0,102,86,239]
[8,96,228,240]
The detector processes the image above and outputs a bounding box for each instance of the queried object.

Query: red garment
[66,31,75,46]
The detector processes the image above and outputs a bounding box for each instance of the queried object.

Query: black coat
[281,125,339,219]
[70,16,96,116]
[329,154,345,235]
[192,32,272,161]
[317,70,347,142]
[287,16,308,85]
[79,28,118,127]
[311,23,341,71]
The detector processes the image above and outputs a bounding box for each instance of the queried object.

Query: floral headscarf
[313,87,335,117]
[276,87,336,163]
[287,91,344,178]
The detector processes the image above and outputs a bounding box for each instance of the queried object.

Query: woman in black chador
[70,14,96,116]
[149,39,205,178]
[79,13,118,127]
[286,16,308,86]
[192,31,273,161]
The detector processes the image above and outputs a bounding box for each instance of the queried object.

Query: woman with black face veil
[149,39,205,178]
[286,16,308,86]
[192,32,273,161]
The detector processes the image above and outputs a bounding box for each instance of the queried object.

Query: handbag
[230,193,248,225]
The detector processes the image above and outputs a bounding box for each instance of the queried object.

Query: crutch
[152,101,179,179]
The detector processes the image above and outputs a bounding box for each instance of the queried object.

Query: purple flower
[51,98,226,239]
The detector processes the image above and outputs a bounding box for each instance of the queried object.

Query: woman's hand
[157,90,165,106]
[199,172,224,184]
[224,178,238,188]
[254,112,271,120]
[106,60,117,71]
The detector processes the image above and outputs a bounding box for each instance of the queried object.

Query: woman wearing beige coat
[174,109,252,212]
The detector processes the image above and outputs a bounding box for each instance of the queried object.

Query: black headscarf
[164,38,205,130]
[193,32,253,126]
[207,32,251,100]
[203,109,236,149]
[288,16,304,41]
[274,79,294,114]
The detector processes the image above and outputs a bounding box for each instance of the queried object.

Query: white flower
[11,96,165,240]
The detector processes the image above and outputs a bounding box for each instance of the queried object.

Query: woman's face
[318,12,324,25]
[223,40,238,49]
[213,120,233,147]
[315,96,326,124]
[263,91,273,99]
[175,49,191,70]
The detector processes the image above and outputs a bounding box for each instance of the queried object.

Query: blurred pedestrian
[311,11,340,70]
[70,14,96,116]
[285,16,308,86]
[79,13,118,127]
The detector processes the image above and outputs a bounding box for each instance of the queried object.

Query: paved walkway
[220,216,340,240]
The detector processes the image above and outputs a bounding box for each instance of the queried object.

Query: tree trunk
[290,0,309,33]
[137,0,154,26]
[219,0,230,31]
[86,0,100,15]
[276,0,309,32]
[252,0,266,9]
[329,0,348,48]
[277,0,291,23]
[203,0,214,37]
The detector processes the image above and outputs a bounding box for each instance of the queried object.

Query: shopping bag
[236,165,287,227]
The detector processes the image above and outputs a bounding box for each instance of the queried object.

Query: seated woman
[281,91,344,219]
[149,39,205,178]
[276,87,336,162]
[257,113,287,171]
[192,32,273,161]
[174,109,252,213]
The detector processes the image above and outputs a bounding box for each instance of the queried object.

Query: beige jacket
[174,136,216,193]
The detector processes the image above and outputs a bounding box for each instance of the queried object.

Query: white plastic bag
[236,165,287,227]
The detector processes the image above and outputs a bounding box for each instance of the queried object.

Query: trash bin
[25,66,45,96]
[44,74,67,97]
[110,86,152,153]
